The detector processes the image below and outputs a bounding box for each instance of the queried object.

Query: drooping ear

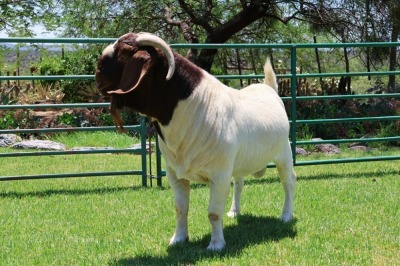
[108,50,153,95]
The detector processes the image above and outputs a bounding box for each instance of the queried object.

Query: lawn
[0,132,399,265]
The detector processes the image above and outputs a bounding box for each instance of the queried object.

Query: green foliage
[54,108,107,128]
[59,48,99,102]
[0,90,18,105]
[3,0,400,75]
[98,113,114,126]
[296,98,400,140]
[56,112,82,127]
[297,124,313,140]
[375,122,400,147]
[55,108,116,128]
[0,111,17,129]
[0,0,51,36]
[33,46,99,103]
[0,110,38,130]
[61,81,97,103]
[38,54,65,76]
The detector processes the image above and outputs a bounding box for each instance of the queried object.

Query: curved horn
[136,32,175,80]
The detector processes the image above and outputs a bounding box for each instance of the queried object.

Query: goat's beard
[110,97,126,133]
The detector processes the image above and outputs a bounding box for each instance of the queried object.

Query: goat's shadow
[111,214,297,266]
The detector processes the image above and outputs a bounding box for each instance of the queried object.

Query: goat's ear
[108,50,153,95]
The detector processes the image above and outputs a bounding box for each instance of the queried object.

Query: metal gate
[1,38,399,185]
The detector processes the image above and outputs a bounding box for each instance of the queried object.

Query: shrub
[0,89,18,105]
[295,98,399,141]
[0,109,39,136]
[34,46,99,103]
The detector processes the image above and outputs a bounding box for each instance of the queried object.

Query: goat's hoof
[280,213,293,223]
[227,210,239,218]
[207,240,226,251]
[169,234,189,246]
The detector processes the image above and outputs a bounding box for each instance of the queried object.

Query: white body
[158,62,296,250]
[96,33,296,251]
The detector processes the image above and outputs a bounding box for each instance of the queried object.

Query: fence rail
[1,38,399,185]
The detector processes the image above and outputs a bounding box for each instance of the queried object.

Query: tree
[305,0,400,92]
[3,0,399,87]
[385,0,400,92]
[0,0,54,37]
[42,0,167,38]
[40,0,346,71]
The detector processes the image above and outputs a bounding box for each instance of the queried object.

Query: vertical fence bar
[290,46,297,165]
[140,116,148,187]
[155,136,163,187]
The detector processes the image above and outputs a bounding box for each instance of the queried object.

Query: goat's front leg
[207,176,231,251]
[227,177,244,218]
[168,171,190,245]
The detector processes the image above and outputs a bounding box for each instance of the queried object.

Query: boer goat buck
[96,32,296,251]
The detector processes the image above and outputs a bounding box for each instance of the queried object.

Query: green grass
[0,133,399,265]
[49,131,139,149]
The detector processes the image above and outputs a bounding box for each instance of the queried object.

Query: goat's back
[228,83,289,177]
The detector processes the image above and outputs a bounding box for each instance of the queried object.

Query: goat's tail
[263,58,278,93]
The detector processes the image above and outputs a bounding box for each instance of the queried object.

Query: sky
[0,24,57,38]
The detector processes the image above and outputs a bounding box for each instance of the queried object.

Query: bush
[60,50,99,103]
[0,109,39,133]
[295,98,399,141]
[374,122,400,146]
[34,46,100,103]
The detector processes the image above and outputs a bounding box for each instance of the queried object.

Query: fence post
[7,71,10,88]
[155,136,162,187]
[140,116,148,187]
[290,45,297,165]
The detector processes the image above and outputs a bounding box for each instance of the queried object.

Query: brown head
[96,32,204,133]
[95,32,177,131]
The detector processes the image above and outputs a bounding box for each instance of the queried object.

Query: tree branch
[164,7,181,27]
[178,0,213,32]
[164,6,199,62]
[194,1,274,70]
[207,3,271,43]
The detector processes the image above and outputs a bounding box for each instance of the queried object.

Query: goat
[96,32,296,251]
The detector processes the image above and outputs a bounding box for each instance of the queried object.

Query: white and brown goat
[96,32,296,251]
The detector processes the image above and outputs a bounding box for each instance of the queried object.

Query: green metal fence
[0,103,155,185]
[0,38,399,185]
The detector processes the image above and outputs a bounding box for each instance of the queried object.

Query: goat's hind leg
[274,141,296,222]
[227,176,244,218]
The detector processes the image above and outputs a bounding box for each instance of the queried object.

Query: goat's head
[95,32,175,130]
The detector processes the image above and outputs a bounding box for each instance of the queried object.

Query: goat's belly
[232,157,272,177]
[161,147,235,183]
[232,161,270,177]
[169,163,212,183]
[232,137,287,177]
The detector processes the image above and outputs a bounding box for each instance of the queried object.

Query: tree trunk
[388,24,399,92]
[343,47,351,94]
[193,3,272,71]
[365,0,371,80]
[313,36,323,86]
[195,49,219,72]
[235,49,243,87]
